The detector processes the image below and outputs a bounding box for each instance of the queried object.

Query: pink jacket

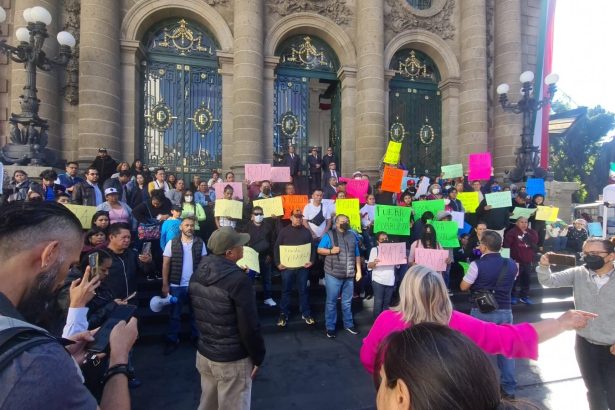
[360,310,539,374]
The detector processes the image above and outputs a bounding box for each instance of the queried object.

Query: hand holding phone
[87,304,137,354]
[88,252,99,281]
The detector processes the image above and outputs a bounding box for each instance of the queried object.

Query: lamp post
[497,70,559,182]
[0,6,75,165]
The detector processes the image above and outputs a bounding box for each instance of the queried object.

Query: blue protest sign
[526,178,545,197]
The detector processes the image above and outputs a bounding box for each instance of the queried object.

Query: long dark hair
[375,323,519,410]
[420,223,437,249]
[91,210,110,230]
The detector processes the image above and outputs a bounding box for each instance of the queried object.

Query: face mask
[254,215,264,223]
[263,188,271,195]
[444,185,451,190]
[432,189,440,195]
[185,196,193,202]
[339,222,350,231]
[584,254,606,271]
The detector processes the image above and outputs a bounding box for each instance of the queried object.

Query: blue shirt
[55,174,84,189]
[318,231,361,256]
[160,219,182,250]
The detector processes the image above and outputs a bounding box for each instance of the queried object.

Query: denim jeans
[259,255,272,300]
[280,268,311,317]
[470,308,516,395]
[167,286,197,343]
[372,281,394,319]
[324,273,354,331]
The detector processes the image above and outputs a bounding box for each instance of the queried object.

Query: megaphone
[150,295,178,312]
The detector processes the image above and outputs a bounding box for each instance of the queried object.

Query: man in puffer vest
[317,214,363,339]
[162,216,207,355]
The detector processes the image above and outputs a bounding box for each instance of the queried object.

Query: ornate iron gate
[273,74,309,167]
[141,19,222,179]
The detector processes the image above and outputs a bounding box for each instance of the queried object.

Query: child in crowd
[160,205,183,250]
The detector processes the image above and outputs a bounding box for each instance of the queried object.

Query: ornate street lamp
[497,70,559,182]
[0,6,75,165]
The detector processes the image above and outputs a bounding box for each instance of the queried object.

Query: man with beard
[0,202,138,409]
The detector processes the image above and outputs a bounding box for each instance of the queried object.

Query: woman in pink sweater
[361,265,596,374]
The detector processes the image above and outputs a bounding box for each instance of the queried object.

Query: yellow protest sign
[457,192,480,213]
[280,243,312,268]
[383,141,402,165]
[253,196,284,217]
[536,206,559,221]
[214,199,243,219]
[237,246,260,273]
[64,204,98,229]
[335,198,362,233]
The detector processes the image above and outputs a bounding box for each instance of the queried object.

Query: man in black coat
[322,146,338,172]
[307,146,322,193]
[90,148,118,187]
[282,145,302,178]
[190,227,265,410]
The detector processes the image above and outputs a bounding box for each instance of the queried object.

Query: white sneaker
[318,279,325,287]
[264,298,277,307]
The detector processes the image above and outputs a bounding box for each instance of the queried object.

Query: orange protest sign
[282,195,309,219]
[381,166,404,193]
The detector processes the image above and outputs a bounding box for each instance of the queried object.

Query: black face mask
[339,222,350,231]
[263,188,271,195]
[584,254,606,271]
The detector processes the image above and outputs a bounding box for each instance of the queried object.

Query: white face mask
[254,215,264,223]
[185,196,193,202]
[432,189,440,195]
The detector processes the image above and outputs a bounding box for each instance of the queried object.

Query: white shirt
[163,239,208,286]
[368,247,396,287]
[303,201,331,238]
[62,307,89,338]
[590,269,613,290]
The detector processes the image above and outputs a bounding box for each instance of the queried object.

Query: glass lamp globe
[0,7,6,24]
[519,71,534,84]
[57,31,76,47]
[496,83,510,95]
[23,8,34,23]
[15,27,30,43]
[545,73,559,85]
[30,6,52,25]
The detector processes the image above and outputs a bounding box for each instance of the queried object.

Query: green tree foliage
[549,103,615,202]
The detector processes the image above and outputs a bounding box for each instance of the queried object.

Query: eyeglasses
[253,213,263,216]
[581,251,609,257]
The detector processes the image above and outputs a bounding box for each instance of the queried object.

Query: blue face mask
[491,186,501,192]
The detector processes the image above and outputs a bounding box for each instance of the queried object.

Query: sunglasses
[253,213,263,216]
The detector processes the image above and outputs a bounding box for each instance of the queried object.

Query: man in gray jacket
[537,238,615,410]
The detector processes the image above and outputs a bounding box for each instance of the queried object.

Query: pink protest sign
[468,152,491,180]
[414,248,449,271]
[270,167,291,182]
[377,242,407,265]
[339,177,369,203]
[213,182,243,200]
[245,164,271,182]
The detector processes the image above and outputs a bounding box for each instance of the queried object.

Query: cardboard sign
[416,177,430,197]
[377,242,407,265]
[335,198,362,233]
[282,195,309,219]
[64,204,98,229]
[588,222,603,237]
[382,166,404,193]
[485,191,512,209]
[280,243,311,268]
[468,152,492,180]
[214,199,243,219]
[401,176,419,192]
[414,248,449,271]
[237,246,260,273]
[374,205,412,236]
[451,211,465,228]
[244,164,271,182]
[525,178,546,197]
[213,182,243,200]
[441,163,464,179]
[457,192,480,213]
[383,141,402,165]
[431,220,460,248]
[339,178,369,203]
[500,248,511,258]
[253,196,284,217]
[535,206,559,222]
[510,207,536,220]
[412,199,445,220]
[322,199,336,216]
[270,167,291,183]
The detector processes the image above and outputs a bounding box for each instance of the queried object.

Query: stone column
[218,52,234,171]
[78,0,121,162]
[458,0,488,162]
[440,78,461,166]
[11,0,61,154]
[339,67,357,176]
[493,0,523,173]
[231,0,264,176]
[262,56,277,166]
[119,40,144,163]
[355,0,385,176]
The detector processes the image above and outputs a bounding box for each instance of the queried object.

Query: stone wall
[0,0,10,146]
[521,0,541,74]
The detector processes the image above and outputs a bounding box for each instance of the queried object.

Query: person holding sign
[528,194,547,251]
[317,214,362,338]
[408,225,450,275]
[215,185,241,230]
[303,188,332,287]
[367,232,401,319]
[503,217,539,305]
[274,209,315,328]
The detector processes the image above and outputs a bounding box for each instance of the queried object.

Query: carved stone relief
[63,0,80,105]
[204,0,230,5]
[385,0,456,40]
[267,0,353,26]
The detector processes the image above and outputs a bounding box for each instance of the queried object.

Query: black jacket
[132,199,172,224]
[72,181,100,206]
[189,255,266,366]
[282,153,302,176]
[105,247,152,299]
[90,156,118,185]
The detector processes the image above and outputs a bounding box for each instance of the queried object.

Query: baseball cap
[291,208,303,218]
[436,210,452,221]
[171,204,182,212]
[104,187,118,196]
[98,147,108,152]
[208,227,250,255]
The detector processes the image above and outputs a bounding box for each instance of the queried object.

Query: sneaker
[302,315,315,325]
[511,297,519,305]
[263,298,277,307]
[318,278,325,286]
[277,314,287,327]
[326,329,336,339]
[519,297,534,305]
[364,294,373,300]
[344,327,359,335]
[163,340,180,356]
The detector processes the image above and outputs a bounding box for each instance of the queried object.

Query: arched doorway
[140,19,222,180]
[273,35,342,174]
[388,49,442,176]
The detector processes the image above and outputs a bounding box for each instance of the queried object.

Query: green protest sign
[510,207,536,220]
[411,199,445,220]
[485,191,512,209]
[441,163,464,179]
[431,220,460,248]
[374,205,412,236]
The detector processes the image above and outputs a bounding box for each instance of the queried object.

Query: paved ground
[130,302,590,410]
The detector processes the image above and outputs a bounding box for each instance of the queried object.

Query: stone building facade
[0,0,544,179]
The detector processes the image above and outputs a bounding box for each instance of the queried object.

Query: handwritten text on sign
[280,243,312,268]
[377,242,407,265]
[253,196,284,217]
[374,205,412,236]
[282,195,309,219]
[214,199,243,219]
[335,198,362,233]
[237,246,260,273]
[485,191,512,209]
[414,248,449,271]
[339,178,369,203]
[383,141,402,165]
[244,164,271,182]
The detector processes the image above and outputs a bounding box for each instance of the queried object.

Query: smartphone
[141,242,151,256]
[88,252,99,281]
[548,253,576,267]
[123,291,137,302]
[87,304,137,354]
